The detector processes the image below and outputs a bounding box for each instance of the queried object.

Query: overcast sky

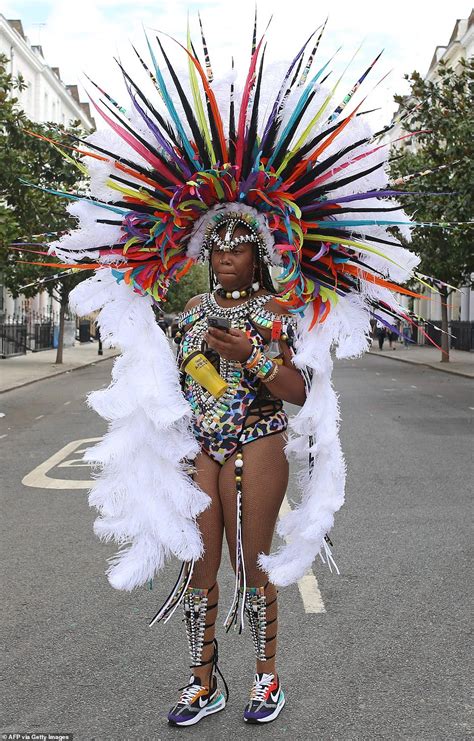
[3,0,473,129]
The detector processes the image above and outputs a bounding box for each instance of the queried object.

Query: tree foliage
[390,58,473,287]
[164,264,209,314]
[0,53,89,308]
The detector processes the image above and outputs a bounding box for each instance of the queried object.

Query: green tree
[164,264,209,313]
[0,53,90,363]
[391,58,473,361]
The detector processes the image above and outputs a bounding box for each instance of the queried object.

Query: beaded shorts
[193,403,288,466]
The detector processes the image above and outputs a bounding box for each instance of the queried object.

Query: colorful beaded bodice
[175,293,297,436]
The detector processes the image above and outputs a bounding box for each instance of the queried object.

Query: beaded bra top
[175,293,297,434]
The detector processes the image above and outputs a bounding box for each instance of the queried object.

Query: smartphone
[208,316,231,332]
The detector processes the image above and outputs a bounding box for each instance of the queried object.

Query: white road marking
[22,438,101,489]
[0,412,5,418]
[469,407,474,411]
[279,495,326,614]
[35,415,44,420]
[410,385,417,389]
[0,434,7,439]
[63,401,71,406]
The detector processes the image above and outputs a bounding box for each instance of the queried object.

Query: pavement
[0,340,472,397]
[0,341,120,393]
[1,354,472,740]
[370,343,474,379]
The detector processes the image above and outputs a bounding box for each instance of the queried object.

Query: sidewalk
[0,341,120,393]
[369,343,474,379]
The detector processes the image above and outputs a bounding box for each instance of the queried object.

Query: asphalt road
[1,354,472,741]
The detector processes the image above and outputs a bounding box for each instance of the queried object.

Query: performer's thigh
[218,432,289,583]
[190,449,225,587]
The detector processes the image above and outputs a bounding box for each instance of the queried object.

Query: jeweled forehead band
[203,215,267,257]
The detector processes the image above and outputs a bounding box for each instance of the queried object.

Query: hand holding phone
[208,315,231,332]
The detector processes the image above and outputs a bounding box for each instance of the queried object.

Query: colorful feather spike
[17,13,470,338]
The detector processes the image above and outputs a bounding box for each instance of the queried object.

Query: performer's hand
[204,326,253,363]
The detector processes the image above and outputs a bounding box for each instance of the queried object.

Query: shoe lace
[178,681,203,704]
[250,673,274,702]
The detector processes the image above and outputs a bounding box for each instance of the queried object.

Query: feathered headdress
[17,13,464,592]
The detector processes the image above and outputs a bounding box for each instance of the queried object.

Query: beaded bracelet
[243,345,260,369]
[261,362,279,383]
[255,357,274,378]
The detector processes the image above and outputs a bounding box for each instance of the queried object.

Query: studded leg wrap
[183,586,210,667]
[243,582,278,662]
[243,586,267,661]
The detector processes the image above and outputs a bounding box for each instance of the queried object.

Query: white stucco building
[0,15,95,320]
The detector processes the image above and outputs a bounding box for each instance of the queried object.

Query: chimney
[66,84,80,103]
[7,19,25,39]
[51,67,61,79]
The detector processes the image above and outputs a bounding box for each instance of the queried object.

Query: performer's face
[210,224,256,289]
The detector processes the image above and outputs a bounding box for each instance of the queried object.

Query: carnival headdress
[18,14,467,593]
[27,12,455,335]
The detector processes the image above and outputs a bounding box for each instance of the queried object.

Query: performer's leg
[186,450,224,688]
[218,432,289,676]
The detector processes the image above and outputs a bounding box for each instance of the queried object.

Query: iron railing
[0,316,27,358]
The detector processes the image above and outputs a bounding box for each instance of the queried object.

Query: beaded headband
[186,204,277,267]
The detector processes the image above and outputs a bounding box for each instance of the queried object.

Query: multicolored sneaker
[243,672,285,724]
[167,675,226,727]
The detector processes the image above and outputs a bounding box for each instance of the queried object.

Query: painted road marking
[64,401,71,406]
[279,495,326,614]
[22,438,101,489]
[35,415,44,420]
[0,434,7,439]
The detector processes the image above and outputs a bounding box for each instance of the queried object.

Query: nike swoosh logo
[270,689,280,703]
[198,696,209,708]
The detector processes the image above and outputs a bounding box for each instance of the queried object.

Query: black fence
[34,321,54,350]
[450,321,474,352]
[422,320,474,351]
[0,317,27,358]
[0,310,76,357]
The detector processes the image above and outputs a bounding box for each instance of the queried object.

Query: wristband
[261,362,279,383]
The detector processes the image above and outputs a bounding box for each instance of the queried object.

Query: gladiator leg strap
[183,585,213,667]
[243,584,277,662]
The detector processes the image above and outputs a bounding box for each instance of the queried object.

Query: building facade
[0,15,95,320]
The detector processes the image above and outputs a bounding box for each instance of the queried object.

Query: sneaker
[243,672,285,724]
[167,675,226,727]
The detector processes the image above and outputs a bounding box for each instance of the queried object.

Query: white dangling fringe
[224,485,247,632]
[320,538,340,575]
[149,561,194,627]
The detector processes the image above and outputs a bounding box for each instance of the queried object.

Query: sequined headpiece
[188,205,276,267]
